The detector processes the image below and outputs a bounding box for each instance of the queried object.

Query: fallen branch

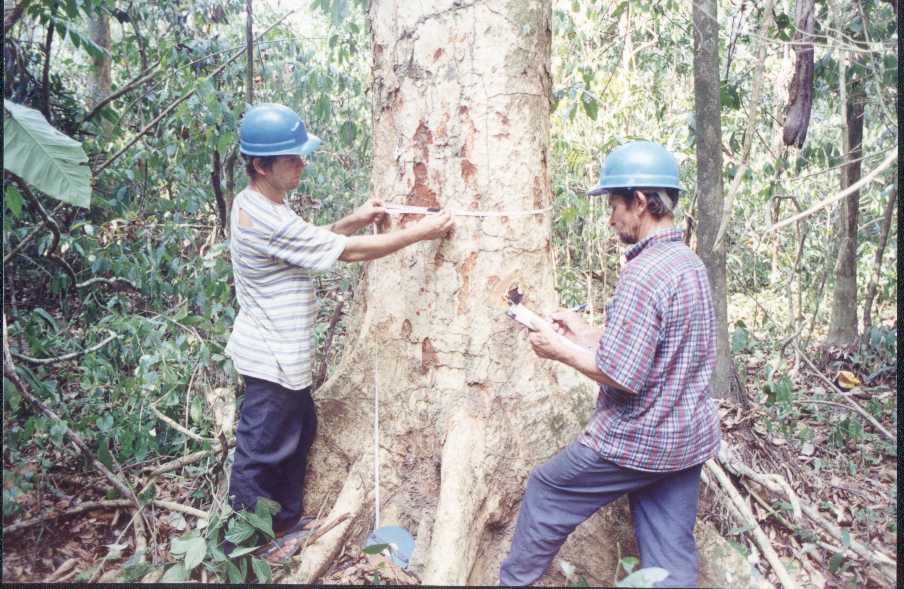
[76,276,140,291]
[303,512,351,548]
[741,481,895,587]
[142,440,234,477]
[150,405,216,443]
[799,502,895,568]
[717,444,801,521]
[796,345,896,443]
[704,459,800,589]
[44,557,79,583]
[4,498,210,535]
[765,148,897,234]
[10,330,119,365]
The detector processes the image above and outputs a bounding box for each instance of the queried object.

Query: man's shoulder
[632,239,703,274]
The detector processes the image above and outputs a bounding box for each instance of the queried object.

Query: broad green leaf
[619,556,639,574]
[730,326,750,354]
[225,559,245,583]
[4,185,23,218]
[719,82,741,110]
[224,520,256,545]
[616,567,669,587]
[170,532,198,555]
[97,437,115,470]
[254,497,281,518]
[251,557,271,583]
[160,563,188,582]
[244,512,274,539]
[183,537,207,571]
[581,94,598,120]
[228,545,261,558]
[32,308,59,332]
[362,543,390,555]
[3,100,92,208]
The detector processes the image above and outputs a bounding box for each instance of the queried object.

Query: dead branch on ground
[10,329,119,366]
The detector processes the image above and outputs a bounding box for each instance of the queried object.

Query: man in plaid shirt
[499,142,721,587]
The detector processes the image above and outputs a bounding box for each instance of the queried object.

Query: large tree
[289,1,627,583]
[692,0,733,399]
[284,1,742,585]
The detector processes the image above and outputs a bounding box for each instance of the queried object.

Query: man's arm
[328,198,386,236]
[528,319,636,394]
[549,309,603,349]
[338,211,453,262]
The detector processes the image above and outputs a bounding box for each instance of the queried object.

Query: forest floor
[1,345,897,586]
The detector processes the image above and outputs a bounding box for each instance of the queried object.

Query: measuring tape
[384,204,551,218]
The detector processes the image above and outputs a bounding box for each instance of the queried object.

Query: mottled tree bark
[692,0,733,399]
[88,12,112,106]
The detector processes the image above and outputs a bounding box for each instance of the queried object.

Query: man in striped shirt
[225,104,452,554]
[500,142,721,587]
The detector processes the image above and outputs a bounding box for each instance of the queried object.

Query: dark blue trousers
[228,376,316,534]
[500,442,704,587]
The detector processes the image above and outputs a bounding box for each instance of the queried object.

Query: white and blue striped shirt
[225,188,348,390]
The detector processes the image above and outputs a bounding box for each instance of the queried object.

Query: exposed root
[289,458,369,583]
[422,406,498,584]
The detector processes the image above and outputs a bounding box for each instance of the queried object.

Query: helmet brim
[586,183,684,196]
[298,134,321,156]
[239,134,321,157]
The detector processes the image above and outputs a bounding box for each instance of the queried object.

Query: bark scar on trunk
[421,337,438,373]
[457,252,479,314]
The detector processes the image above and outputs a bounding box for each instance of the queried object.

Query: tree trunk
[290,1,635,584]
[245,0,254,104]
[88,12,112,106]
[692,0,733,399]
[825,63,865,347]
[88,11,113,137]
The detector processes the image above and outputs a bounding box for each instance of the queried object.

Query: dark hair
[609,187,679,219]
[242,155,278,179]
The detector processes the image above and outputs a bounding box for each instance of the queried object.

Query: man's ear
[633,190,648,212]
[252,158,267,177]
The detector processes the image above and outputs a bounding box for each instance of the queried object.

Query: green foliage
[159,498,280,583]
[3,100,92,207]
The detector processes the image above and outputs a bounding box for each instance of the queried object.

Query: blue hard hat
[587,141,683,195]
[239,103,321,156]
[365,526,415,569]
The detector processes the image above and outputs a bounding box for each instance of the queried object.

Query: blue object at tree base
[364,525,415,570]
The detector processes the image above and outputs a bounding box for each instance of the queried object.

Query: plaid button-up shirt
[578,228,721,472]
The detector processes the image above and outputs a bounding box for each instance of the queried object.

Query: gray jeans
[500,441,703,587]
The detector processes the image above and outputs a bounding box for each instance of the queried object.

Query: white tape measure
[384,204,551,218]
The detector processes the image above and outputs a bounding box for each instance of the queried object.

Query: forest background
[1,0,898,585]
